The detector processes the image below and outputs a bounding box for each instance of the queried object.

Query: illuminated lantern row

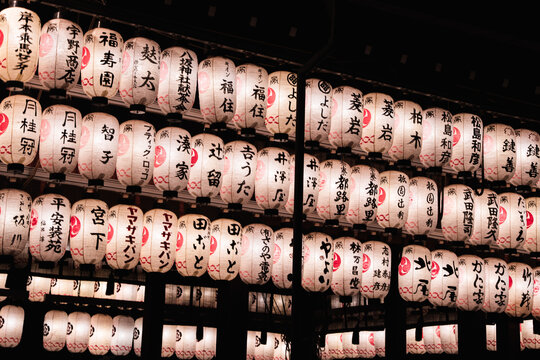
[176,214,210,277]
[220,140,257,209]
[496,192,526,250]
[317,160,350,223]
[388,100,422,162]
[140,208,177,273]
[266,71,297,140]
[345,165,379,227]
[361,240,391,300]
[510,129,540,188]
[66,311,91,353]
[110,315,134,356]
[188,133,224,202]
[69,198,108,266]
[506,262,533,317]
[284,154,319,215]
[419,107,452,169]
[233,63,268,131]
[405,176,438,236]
[525,197,540,254]
[43,310,68,352]
[406,328,425,355]
[398,244,431,302]
[0,188,31,256]
[153,126,191,195]
[486,324,497,351]
[441,184,474,242]
[302,232,333,292]
[106,204,143,270]
[0,305,25,348]
[482,257,509,313]
[272,228,293,289]
[360,92,394,156]
[198,56,236,124]
[440,324,458,354]
[429,249,458,307]
[331,237,363,297]
[88,313,112,355]
[240,223,274,285]
[423,325,442,354]
[176,325,197,359]
[328,86,363,152]
[305,78,332,145]
[483,123,516,182]
[457,255,485,311]
[376,170,409,230]
[208,218,242,281]
[469,189,498,246]
[450,113,483,174]
[255,147,290,214]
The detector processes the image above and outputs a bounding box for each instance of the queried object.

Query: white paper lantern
[253,331,275,360]
[419,107,453,168]
[78,112,119,183]
[271,228,293,289]
[449,113,483,173]
[136,285,145,303]
[66,312,91,353]
[255,147,290,214]
[265,71,297,140]
[140,208,177,273]
[483,123,516,182]
[188,133,225,201]
[360,241,391,300]
[133,317,143,357]
[304,78,332,145]
[106,204,143,270]
[162,324,176,357]
[157,46,198,119]
[533,267,540,320]
[522,319,540,349]
[176,214,211,277]
[482,257,509,313]
[302,232,333,292]
[373,330,385,357]
[26,275,50,302]
[506,262,533,317]
[486,324,497,351]
[328,86,363,151]
[0,95,41,168]
[88,313,112,355]
[0,6,40,89]
[49,278,74,296]
[440,324,458,354]
[497,192,526,250]
[429,249,458,307]
[388,100,423,161]
[326,333,344,359]
[457,255,485,311]
[423,326,442,354]
[233,63,268,131]
[376,170,409,230]
[77,280,94,298]
[93,280,115,300]
[220,140,257,208]
[110,315,134,356]
[441,184,475,242]
[340,331,359,359]
[81,27,124,102]
[246,330,258,360]
[208,218,242,280]
[114,282,138,303]
[42,310,67,352]
[198,56,236,124]
[405,177,438,236]
[38,17,82,92]
[0,305,23,348]
[360,92,394,155]
[525,197,540,254]
[284,154,319,215]
[69,198,108,266]
[196,327,217,360]
[0,188,31,256]
[406,328,425,355]
[273,333,289,360]
[239,223,274,285]
[331,237,362,297]
[398,244,431,302]
[153,126,191,195]
[192,286,218,309]
[345,165,379,227]
[316,159,350,223]
[359,331,376,358]
[511,129,540,188]
[164,284,190,306]
[469,189,498,246]
[176,325,197,359]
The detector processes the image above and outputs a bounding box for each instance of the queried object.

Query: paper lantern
[388,100,423,161]
[136,285,145,302]
[497,192,526,249]
[192,286,218,309]
[252,331,275,360]
[161,324,176,357]
[284,154,319,215]
[511,129,540,188]
[239,223,274,285]
[328,85,363,151]
[43,310,67,352]
[0,305,24,348]
[482,257,509,313]
[360,92,394,156]
[525,197,540,254]
[331,237,362,297]
[29,193,70,263]
[106,204,143,270]
[483,123,516,182]
[246,330,257,360]
[404,176,438,236]
[272,227,293,289]
[373,330,385,357]
[133,317,143,357]
[419,107,453,168]
[359,331,376,358]
[198,56,236,124]
[140,208,177,273]
[506,262,533,317]
[533,267,540,320]
[423,326,443,354]
[304,78,332,146]
[188,133,225,202]
[81,27,124,102]
[326,333,344,359]
[272,294,292,316]
[27,275,50,302]
[317,160,350,223]
[406,328,425,355]
[255,147,290,214]
[486,324,497,351]
[38,17,83,93]
[49,278,74,296]
[153,127,191,196]
[66,312,91,353]
[376,170,409,230]
[345,165,379,227]
[248,292,271,313]
[93,280,115,300]
[76,280,94,298]
[265,70,297,140]
[164,284,190,306]
[457,255,485,311]
[429,249,458,307]
[469,189,498,246]
[0,273,6,302]
[110,315,134,356]
[522,319,540,350]
[69,198,108,266]
[274,333,290,360]
[360,241,391,300]
[0,6,40,90]
[114,282,138,303]
[78,112,119,184]
[441,184,475,242]
[449,113,483,173]
[340,331,359,359]
[302,232,333,292]
[176,325,197,359]
[0,95,42,168]
[440,324,458,354]
[176,214,211,277]
[0,188,31,256]
[208,218,242,281]
[233,63,268,131]
[196,327,217,360]
[398,244,431,302]
[88,313,112,355]
[220,140,257,209]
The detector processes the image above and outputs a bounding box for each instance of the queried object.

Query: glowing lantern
[208,218,242,281]
[441,184,475,242]
[533,267,540,320]
[81,27,124,103]
[440,324,458,354]
[49,278,74,296]
[284,154,319,215]
[162,324,176,357]
[506,262,533,317]
[304,78,332,146]
[188,133,225,202]
[429,249,458,307]
[153,127,191,196]
[511,129,540,188]
[449,113,483,173]
[136,285,145,302]
[220,140,257,209]
[69,198,108,266]
[525,197,540,254]
[253,331,275,360]
[110,315,134,356]
[265,71,297,140]
[406,328,425,355]
[233,63,268,131]
[274,333,290,360]
[246,330,257,360]
[133,317,143,357]
[399,244,431,302]
[326,333,344,359]
[27,275,50,302]
[302,232,333,292]
[93,280,115,300]
[469,189,498,246]
[66,312,91,353]
[165,284,190,306]
[345,165,379,227]
[0,6,40,90]
[340,331,359,358]
[457,255,485,311]
[78,112,119,184]
[497,192,526,249]
[522,319,540,350]
[486,324,497,351]
[114,282,138,302]
[483,123,516,182]
[176,326,197,359]
[0,305,24,348]
[331,237,362,297]
[374,330,385,357]
[482,257,509,313]
[192,286,218,308]
[423,326,443,354]
[316,159,350,223]
[360,92,394,156]
[404,177,438,236]
[419,107,452,168]
[106,204,143,270]
[328,85,363,152]
[176,214,211,277]
[195,327,217,360]
[140,209,176,273]
[272,227,293,289]
[255,147,290,214]
[376,170,409,230]
[239,223,274,285]
[0,188,31,256]
[198,56,236,124]
[157,46,198,120]
[42,310,67,352]
[359,331,376,358]
[0,273,6,302]
[88,313,112,355]
[388,100,423,162]
[0,95,41,169]
[361,241,391,300]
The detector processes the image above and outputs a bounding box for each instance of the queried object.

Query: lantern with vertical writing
[106,204,143,270]
[419,107,452,168]
[317,160,350,224]
[176,325,197,359]
[457,255,485,311]
[285,154,319,215]
[198,56,236,124]
[188,133,224,202]
[441,184,475,242]
[497,192,526,250]
[532,267,540,320]
[360,240,391,300]
[399,244,431,302]
[450,113,483,174]
[331,237,362,297]
[140,208,177,273]
[220,140,257,209]
[328,85,363,152]
[469,189,498,246]
[272,227,293,289]
[255,147,290,215]
[0,188,31,256]
[440,324,458,354]
[405,177,438,236]
[482,257,509,313]
[525,197,540,254]
[265,71,297,140]
[176,214,210,277]
[233,63,267,132]
[239,223,274,285]
[195,327,217,360]
[360,92,394,156]
[0,305,24,348]
[302,232,333,292]
[483,123,516,182]
[88,313,112,355]
[69,198,108,266]
[345,165,379,228]
[110,315,134,356]
[66,312,90,353]
[510,129,540,189]
[208,218,242,281]
[388,100,423,162]
[153,127,191,196]
[376,170,409,230]
[133,317,142,357]
[423,326,443,354]
[429,249,458,307]
[506,262,533,317]
[305,78,332,146]
[43,310,67,352]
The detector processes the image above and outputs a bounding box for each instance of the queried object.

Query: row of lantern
[164,284,217,309]
[406,325,458,355]
[319,330,386,359]
[246,331,290,360]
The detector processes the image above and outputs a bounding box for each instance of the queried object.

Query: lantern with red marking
[429,249,458,307]
[522,319,540,350]
[340,331,359,358]
[0,305,24,348]
[532,267,540,320]
[406,328,426,355]
[469,189,498,246]
[220,140,257,210]
[140,208,177,273]
[360,92,394,156]
[376,170,409,230]
[331,237,362,297]
[506,262,533,317]
[272,227,293,289]
[483,123,516,182]
[0,188,31,256]
[195,327,217,360]
[239,223,274,285]
[208,218,242,281]
[486,324,497,351]
[161,325,176,357]
[441,184,475,242]
[405,177,438,237]
[360,240,391,300]
[176,325,197,360]
[188,133,224,203]
[496,192,526,250]
[302,232,333,292]
[69,198,108,266]
[457,255,485,311]
[110,315,134,356]
[284,154,319,215]
[198,56,236,125]
[525,197,540,254]
[43,310,67,352]
[440,324,458,354]
[450,113,483,174]
[510,129,540,189]
[176,214,210,277]
[317,159,351,224]
[423,326,443,354]
[328,85,363,152]
[345,165,379,228]
[88,313,112,355]
[304,78,332,146]
[255,147,290,215]
[399,244,431,302]
[80,26,124,103]
[482,257,509,313]
[374,330,385,357]
[66,312,91,353]
[26,275,50,302]
[233,63,268,132]
[388,100,423,162]
[326,333,344,359]
[132,317,142,356]
[419,107,453,168]
[265,71,297,141]
[106,204,143,270]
